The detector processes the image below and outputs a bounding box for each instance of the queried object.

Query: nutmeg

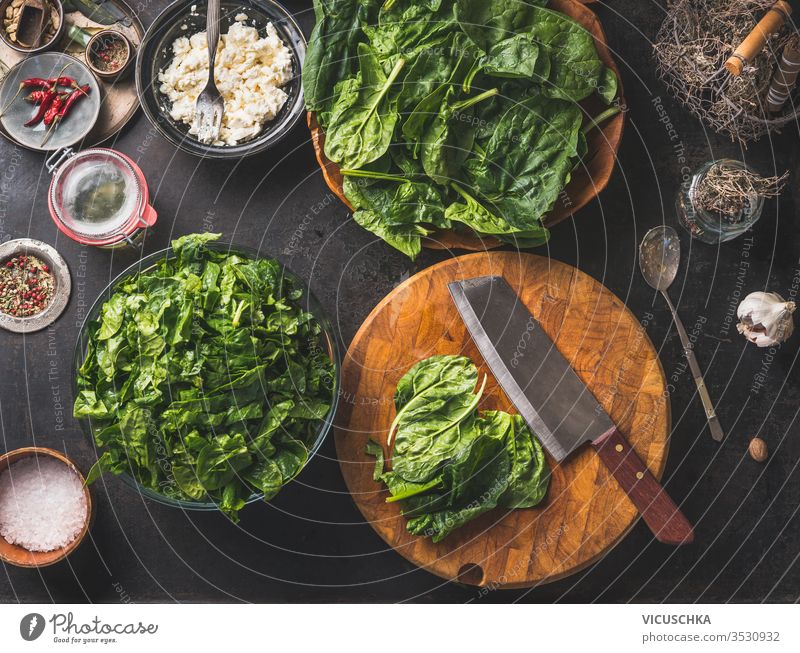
[749,437,768,462]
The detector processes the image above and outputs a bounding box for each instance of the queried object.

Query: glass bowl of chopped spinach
[72,233,339,521]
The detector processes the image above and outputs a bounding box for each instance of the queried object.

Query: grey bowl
[0,238,71,333]
[0,52,101,151]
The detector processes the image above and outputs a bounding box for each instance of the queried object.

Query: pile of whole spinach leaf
[367,355,550,542]
[73,233,336,521]
[304,0,619,258]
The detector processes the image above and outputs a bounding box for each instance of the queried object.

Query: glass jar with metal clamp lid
[46,147,157,249]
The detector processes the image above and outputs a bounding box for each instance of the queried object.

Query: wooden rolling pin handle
[725,1,793,76]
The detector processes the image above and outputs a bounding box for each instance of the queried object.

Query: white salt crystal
[0,457,88,552]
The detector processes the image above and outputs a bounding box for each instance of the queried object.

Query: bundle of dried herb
[654,0,798,143]
[693,162,788,220]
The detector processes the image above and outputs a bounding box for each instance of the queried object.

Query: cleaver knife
[62,0,132,27]
[449,276,694,545]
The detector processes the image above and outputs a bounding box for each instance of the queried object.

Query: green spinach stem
[385,477,442,502]
[232,299,248,328]
[582,106,622,134]
[451,88,499,112]
[450,181,478,204]
[462,61,482,94]
[355,57,406,136]
[385,57,406,87]
[340,169,409,182]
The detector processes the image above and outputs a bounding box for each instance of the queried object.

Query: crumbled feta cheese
[158,20,292,146]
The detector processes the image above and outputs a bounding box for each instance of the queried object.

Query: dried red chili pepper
[0,64,71,117]
[58,85,90,120]
[43,95,65,126]
[28,65,75,90]
[40,85,90,146]
[0,80,51,116]
[25,90,51,104]
[24,92,56,127]
[47,76,89,96]
[47,76,76,86]
[2,61,83,119]
[20,78,54,89]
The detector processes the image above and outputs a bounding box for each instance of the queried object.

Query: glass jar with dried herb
[677,159,787,244]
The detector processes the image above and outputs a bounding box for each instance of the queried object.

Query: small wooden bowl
[308,0,625,252]
[86,30,134,81]
[0,447,93,567]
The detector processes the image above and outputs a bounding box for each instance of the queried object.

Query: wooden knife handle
[592,426,694,545]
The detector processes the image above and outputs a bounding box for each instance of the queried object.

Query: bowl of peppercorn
[86,30,134,81]
[0,238,70,333]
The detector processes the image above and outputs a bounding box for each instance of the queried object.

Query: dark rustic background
[1,0,798,603]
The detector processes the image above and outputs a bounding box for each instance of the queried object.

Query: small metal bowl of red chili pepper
[86,30,134,82]
[0,52,100,151]
[0,238,70,334]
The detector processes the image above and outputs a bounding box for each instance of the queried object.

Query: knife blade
[63,0,131,27]
[449,275,694,545]
[92,0,132,27]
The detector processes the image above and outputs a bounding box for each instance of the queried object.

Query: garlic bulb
[736,291,795,347]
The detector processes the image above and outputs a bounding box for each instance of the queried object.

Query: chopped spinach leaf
[75,233,336,521]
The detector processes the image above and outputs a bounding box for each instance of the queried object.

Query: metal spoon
[639,225,724,442]
[193,0,223,144]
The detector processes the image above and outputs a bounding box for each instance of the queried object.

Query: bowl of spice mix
[0,447,93,567]
[0,238,70,333]
[86,29,134,81]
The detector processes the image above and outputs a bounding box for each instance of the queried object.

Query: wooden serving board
[309,0,625,253]
[334,252,670,588]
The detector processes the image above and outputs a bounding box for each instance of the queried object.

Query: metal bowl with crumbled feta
[136,0,306,158]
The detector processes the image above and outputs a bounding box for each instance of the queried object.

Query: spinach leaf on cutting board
[367,355,550,542]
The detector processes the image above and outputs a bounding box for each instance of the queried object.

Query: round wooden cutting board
[334,252,670,588]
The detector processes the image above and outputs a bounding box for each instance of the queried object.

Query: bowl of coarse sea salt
[0,447,92,567]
